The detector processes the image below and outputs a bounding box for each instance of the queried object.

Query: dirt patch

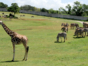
[19,18,48,21]
[14,26,61,31]
[76,21,83,24]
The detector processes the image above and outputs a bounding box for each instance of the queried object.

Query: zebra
[83,28,88,36]
[74,27,85,37]
[61,26,68,32]
[57,32,67,42]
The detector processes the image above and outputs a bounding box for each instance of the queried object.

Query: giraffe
[0,20,29,61]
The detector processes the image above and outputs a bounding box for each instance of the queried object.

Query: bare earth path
[76,21,83,24]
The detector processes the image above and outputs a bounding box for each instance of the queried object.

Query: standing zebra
[57,32,67,42]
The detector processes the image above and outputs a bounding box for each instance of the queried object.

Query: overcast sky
[0,0,88,10]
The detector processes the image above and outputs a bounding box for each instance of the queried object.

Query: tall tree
[0,2,8,8]
[66,4,71,14]
[82,4,88,15]
[58,7,67,14]
[34,7,40,12]
[8,3,20,15]
[72,1,83,16]
[47,8,58,14]
[40,8,48,12]
[20,5,34,11]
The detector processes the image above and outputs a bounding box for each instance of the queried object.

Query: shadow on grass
[54,41,65,43]
[0,60,20,63]
[73,36,85,39]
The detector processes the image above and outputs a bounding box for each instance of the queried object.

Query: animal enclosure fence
[0,8,88,20]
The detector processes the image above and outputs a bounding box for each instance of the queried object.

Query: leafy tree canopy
[7,3,20,15]
[0,2,8,8]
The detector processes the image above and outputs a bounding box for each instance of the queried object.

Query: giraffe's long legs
[22,41,29,61]
[25,46,29,61]
[23,47,26,61]
[12,43,15,61]
[23,47,29,61]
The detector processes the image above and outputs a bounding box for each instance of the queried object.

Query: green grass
[0,12,88,66]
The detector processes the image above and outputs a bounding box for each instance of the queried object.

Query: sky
[0,0,88,10]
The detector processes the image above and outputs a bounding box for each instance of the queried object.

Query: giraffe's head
[0,20,3,25]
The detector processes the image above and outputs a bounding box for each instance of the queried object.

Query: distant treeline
[0,1,88,16]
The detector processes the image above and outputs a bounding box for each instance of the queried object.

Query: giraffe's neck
[2,22,15,37]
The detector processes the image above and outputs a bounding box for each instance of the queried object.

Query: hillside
[0,12,88,66]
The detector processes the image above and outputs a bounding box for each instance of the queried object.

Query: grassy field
[0,12,88,66]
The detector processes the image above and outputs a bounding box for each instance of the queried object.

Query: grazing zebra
[83,22,88,28]
[75,23,79,28]
[64,23,69,27]
[70,23,75,29]
[70,23,79,29]
[83,28,88,36]
[61,23,69,28]
[61,26,68,32]
[61,23,65,26]
[57,32,67,42]
[74,27,84,37]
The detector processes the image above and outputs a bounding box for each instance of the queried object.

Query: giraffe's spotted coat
[0,21,29,61]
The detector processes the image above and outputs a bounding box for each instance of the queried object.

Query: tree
[20,5,35,11]
[40,8,48,12]
[0,2,8,8]
[72,1,83,16]
[58,7,67,14]
[82,4,88,15]
[34,7,40,12]
[48,8,58,14]
[66,4,71,14]
[8,3,20,15]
